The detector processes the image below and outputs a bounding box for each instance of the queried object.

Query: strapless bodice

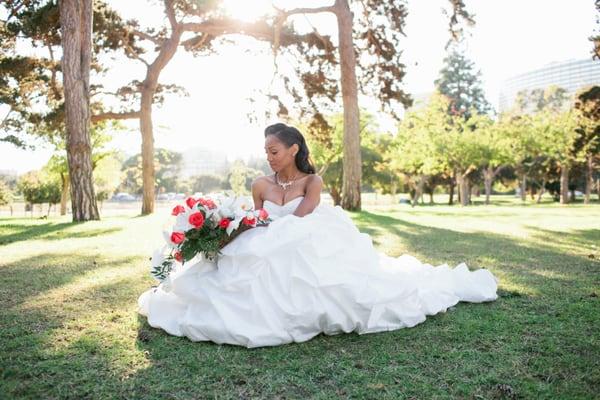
[262,196,304,218]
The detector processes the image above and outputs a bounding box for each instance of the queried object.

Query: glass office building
[498,58,600,113]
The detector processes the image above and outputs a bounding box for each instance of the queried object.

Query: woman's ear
[291,143,299,157]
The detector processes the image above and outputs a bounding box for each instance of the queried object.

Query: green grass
[1,198,599,399]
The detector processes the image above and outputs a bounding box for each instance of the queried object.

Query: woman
[138,123,498,348]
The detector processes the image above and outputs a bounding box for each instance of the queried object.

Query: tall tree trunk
[484,166,494,205]
[412,174,425,207]
[138,26,182,215]
[457,173,470,206]
[448,176,455,205]
[536,177,546,203]
[60,172,69,216]
[584,155,593,204]
[560,165,569,204]
[59,0,99,221]
[335,0,361,211]
[140,88,156,215]
[520,172,527,202]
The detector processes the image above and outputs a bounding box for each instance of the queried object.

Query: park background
[1,0,599,399]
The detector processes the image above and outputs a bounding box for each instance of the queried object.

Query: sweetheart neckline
[263,196,304,208]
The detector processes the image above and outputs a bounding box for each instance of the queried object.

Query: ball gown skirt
[138,197,498,348]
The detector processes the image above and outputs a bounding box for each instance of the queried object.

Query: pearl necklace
[275,172,298,190]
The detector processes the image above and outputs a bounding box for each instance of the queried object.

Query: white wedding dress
[138,198,498,348]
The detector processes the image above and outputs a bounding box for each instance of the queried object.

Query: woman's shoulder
[306,174,323,186]
[252,175,274,188]
[303,174,323,193]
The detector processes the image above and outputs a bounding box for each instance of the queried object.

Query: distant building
[181,147,229,178]
[498,58,600,113]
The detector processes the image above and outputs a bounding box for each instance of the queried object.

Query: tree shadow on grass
[0,252,141,309]
[527,228,600,251]
[0,221,123,245]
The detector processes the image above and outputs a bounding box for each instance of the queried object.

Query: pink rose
[171,205,185,216]
[185,197,197,209]
[170,231,185,244]
[188,212,205,229]
[242,216,256,226]
[218,218,231,229]
[174,251,183,262]
[197,198,215,209]
[258,208,269,221]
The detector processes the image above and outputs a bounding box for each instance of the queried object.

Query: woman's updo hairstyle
[264,123,316,174]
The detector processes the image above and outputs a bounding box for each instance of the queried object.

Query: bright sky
[0,0,597,174]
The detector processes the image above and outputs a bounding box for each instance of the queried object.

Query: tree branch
[132,29,163,45]
[181,18,333,49]
[91,111,140,123]
[47,45,62,101]
[273,5,336,17]
[164,0,179,30]
[0,109,14,130]
[122,37,150,67]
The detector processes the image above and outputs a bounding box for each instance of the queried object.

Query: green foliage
[434,48,491,119]
[227,161,263,195]
[574,86,600,161]
[94,154,123,202]
[120,148,183,194]
[512,86,570,115]
[16,170,60,206]
[0,179,13,206]
[190,174,226,194]
[305,112,393,198]
[0,1,130,146]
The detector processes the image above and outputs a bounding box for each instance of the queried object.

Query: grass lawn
[1,197,599,399]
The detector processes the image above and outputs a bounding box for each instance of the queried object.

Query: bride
[138,123,498,348]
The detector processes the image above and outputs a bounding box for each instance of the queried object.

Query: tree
[478,117,511,204]
[434,48,491,119]
[17,170,61,216]
[0,180,13,216]
[531,110,579,204]
[305,112,386,206]
[190,174,226,194]
[1,1,128,146]
[227,161,263,195]
[42,123,117,215]
[275,0,472,211]
[505,86,572,202]
[436,113,486,206]
[389,95,448,206]
[574,86,600,203]
[513,86,569,115]
[119,148,183,195]
[59,0,99,221]
[93,153,123,208]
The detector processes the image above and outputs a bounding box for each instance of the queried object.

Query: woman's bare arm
[293,175,323,217]
[251,177,266,210]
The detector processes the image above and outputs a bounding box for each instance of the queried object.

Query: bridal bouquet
[150,194,270,281]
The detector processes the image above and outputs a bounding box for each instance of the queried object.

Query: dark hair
[264,123,316,174]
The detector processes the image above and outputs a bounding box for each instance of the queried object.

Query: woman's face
[264,135,298,173]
